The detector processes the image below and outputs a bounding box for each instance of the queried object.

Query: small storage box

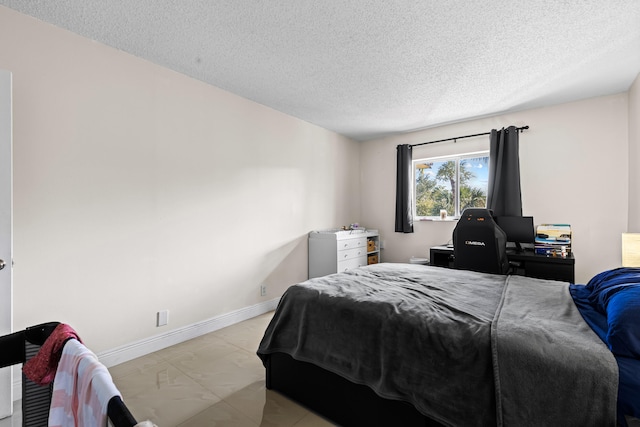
[367,254,379,265]
[367,240,376,252]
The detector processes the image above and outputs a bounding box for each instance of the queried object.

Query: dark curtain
[395,144,414,233]
[487,126,522,217]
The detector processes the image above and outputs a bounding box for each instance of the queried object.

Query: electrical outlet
[260,284,267,297]
[157,310,169,327]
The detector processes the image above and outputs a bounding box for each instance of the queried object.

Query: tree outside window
[414,153,489,218]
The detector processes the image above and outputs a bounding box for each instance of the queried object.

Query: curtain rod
[409,125,529,148]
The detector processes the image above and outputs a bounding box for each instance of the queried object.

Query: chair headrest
[458,208,495,224]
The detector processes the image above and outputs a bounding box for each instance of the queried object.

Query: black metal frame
[0,322,138,427]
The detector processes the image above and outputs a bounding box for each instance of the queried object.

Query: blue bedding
[618,356,640,421]
[570,267,640,422]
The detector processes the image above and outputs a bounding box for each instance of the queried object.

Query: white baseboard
[13,297,279,401]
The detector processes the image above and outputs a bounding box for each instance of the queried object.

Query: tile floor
[1,312,335,427]
[112,311,334,427]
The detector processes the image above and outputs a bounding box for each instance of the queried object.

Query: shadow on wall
[260,235,308,296]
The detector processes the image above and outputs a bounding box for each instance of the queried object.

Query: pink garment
[48,339,121,427]
[23,323,82,386]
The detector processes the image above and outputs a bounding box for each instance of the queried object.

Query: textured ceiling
[2,1,640,141]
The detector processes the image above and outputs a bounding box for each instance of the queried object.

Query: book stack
[535,224,571,256]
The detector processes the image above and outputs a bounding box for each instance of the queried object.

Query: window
[414,151,489,219]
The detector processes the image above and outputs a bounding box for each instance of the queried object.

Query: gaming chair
[453,208,509,274]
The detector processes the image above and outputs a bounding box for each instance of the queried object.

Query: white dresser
[308,229,380,278]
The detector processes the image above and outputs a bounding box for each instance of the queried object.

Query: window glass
[414,152,489,219]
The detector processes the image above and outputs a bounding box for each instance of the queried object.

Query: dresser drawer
[337,237,367,251]
[308,230,380,279]
[337,256,367,272]
[339,247,367,261]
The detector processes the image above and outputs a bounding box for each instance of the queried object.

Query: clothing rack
[409,125,529,148]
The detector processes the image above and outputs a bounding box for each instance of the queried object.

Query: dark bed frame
[264,352,445,427]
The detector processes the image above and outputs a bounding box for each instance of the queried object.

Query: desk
[429,245,575,283]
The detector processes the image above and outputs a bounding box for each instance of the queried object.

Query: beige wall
[361,93,630,284]
[629,73,640,231]
[0,6,361,352]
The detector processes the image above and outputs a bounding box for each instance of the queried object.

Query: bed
[257,263,640,426]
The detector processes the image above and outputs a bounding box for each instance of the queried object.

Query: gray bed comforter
[257,263,618,426]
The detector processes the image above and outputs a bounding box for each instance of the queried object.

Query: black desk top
[431,245,575,264]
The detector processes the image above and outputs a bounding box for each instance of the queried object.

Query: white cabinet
[308,229,380,278]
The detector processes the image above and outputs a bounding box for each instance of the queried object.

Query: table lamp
[622,233,640,267]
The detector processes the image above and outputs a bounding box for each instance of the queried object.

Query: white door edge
[0,69,14,418]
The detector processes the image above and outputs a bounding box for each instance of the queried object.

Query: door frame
[0,69,13,418]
